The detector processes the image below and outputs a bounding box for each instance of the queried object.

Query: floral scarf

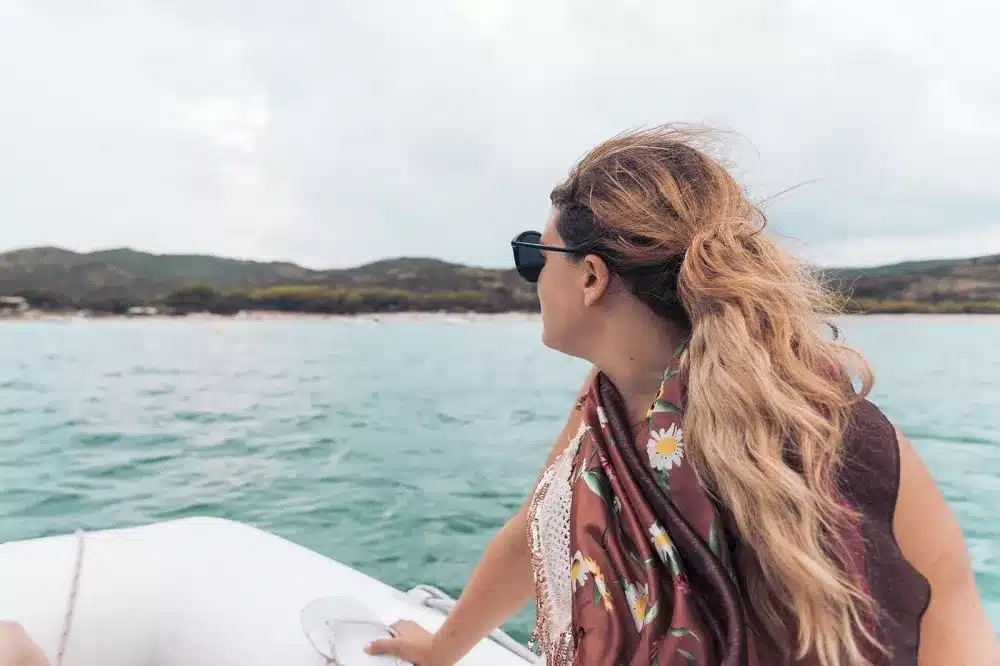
[565,343,760,666]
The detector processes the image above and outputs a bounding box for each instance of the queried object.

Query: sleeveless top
[526,399,931,665]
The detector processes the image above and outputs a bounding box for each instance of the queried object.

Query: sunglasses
[510,230,583,283]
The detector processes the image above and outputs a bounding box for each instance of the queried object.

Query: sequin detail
[526,424,585,666]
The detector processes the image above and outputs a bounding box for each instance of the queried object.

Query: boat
[0,517,538,665]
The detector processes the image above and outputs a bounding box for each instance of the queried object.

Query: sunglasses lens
[513,231,544,283]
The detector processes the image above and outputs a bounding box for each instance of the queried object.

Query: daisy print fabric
[555,342,764,666]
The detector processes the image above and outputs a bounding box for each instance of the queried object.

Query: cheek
[538,271,578,346]
[537,268,561,316]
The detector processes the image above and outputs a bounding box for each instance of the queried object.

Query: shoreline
[3,310,1000,323]
[0,310,545,323]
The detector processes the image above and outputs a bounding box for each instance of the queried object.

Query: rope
[409,584,540,663]
[56,529,85,666]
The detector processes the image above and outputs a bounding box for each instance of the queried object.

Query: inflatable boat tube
[0,517,538,665]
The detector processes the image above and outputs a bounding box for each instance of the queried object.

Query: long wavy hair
[550,125,881,666]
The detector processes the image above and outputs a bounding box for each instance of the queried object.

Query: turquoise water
[1,315,998,640]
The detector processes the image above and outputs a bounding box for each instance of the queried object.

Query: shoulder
[890,423,970,598]
[889,420,1000,663]
[839,401,1000,662]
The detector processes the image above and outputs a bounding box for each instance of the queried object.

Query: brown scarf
[565,343,760,666]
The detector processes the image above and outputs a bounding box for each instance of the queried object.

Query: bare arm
[0,622,51,666]
[369,364,597,665]
[892,428,1000,665]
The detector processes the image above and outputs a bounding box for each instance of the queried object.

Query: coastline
[0,310,545,323]
[4,310,1000,324]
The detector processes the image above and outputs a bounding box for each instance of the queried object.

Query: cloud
[1,0,997,268]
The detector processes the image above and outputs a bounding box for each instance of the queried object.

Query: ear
[581,254,611,307]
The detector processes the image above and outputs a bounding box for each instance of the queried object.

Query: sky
[1,0,998,269]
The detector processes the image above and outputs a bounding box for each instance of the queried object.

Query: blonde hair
[551,125,882,665]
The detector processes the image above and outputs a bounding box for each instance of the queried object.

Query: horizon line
[2,242,997,273]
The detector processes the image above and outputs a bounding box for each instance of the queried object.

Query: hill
[0,246,319,302]
[823,254,1000,312]
[0,247,537,314]
[1,246,999,315]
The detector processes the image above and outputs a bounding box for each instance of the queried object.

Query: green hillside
[0,247,537,314]
[2,246,999,315]
[823,254,1000,311]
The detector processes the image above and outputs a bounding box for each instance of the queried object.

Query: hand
[365,619,443,666]
[0,622,51,666]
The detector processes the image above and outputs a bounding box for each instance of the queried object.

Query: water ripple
[0,316,997,639]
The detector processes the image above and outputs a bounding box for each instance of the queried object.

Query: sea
[1,314,998,640]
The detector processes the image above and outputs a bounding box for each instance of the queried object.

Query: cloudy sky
[1,0,997,269]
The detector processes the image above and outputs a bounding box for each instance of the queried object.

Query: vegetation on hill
[0,248,538,315]
[2,246,999,315]
[823,254,1000,313]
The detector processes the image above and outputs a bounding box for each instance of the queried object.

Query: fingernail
[364,643,372,654]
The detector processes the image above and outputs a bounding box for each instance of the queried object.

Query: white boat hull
[0,517,535,666]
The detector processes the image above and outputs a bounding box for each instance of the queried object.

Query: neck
[591,306,687,425]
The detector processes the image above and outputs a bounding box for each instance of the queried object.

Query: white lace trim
[527,424,585,664]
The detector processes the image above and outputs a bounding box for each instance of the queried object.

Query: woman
[367,126,998,665]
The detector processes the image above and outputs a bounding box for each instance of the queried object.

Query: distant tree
[250,285,342,313]
[108,300,130,315]
[163,284,222,314]
[13,289,72,310]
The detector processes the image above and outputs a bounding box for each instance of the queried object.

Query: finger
[364,638,399,656]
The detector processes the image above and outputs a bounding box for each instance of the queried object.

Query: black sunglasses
[510,230,582,283]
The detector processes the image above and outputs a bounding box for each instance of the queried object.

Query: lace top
[526,423,584,665]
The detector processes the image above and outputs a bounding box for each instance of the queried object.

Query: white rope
[409,585,540,663]
[56,529,85,666]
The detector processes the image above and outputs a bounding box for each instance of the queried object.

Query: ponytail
[678,223,882,664]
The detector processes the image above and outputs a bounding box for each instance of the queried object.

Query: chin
[540,318,583,359]
[540,320,558,351]
[540,317,562,352]
[540,301,586,357]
